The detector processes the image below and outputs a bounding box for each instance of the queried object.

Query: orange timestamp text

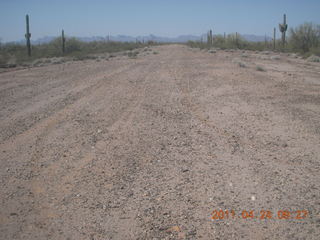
[211,209,309,220]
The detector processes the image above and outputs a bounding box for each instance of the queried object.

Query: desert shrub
[261,51,271,55]
[288,22,320,55]
[187,33,271,52]
[0,54,8,65]
[308,47,320,56]
[65,37,82,53]
[270,55,281,60]
[238,62,246,68]
[0,43,28,64]
[256,66,266,71]
[127,50,138,58]
[186,22,320,56]
[307,55,320,62]
[186,40,207,49]
[232,58,247,67]
[0,38,149,66]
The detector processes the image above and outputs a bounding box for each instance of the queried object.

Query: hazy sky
[0,0,320,42]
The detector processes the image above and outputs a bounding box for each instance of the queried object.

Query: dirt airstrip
[0,45,320,239]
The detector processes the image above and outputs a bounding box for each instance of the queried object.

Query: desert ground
[0,45,320,239]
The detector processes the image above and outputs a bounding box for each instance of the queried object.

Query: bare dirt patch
[1,45,319,239]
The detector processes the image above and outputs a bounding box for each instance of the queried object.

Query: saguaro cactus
[235,32,239,48]
[62,30,66,54]
[279,14,288,48]
[25,14,31,56]
[207,29,213,46]
[273,28,276,50]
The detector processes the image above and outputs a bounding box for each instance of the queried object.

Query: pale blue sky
[0,0,320,42]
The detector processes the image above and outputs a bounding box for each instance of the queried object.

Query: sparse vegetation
[238,62,246,68]
[270,55,281,60]
[232,58,247,68]
[307,55,320,62]
[288,22,320,56]
[0,38,156,67]
[187,22,320,58]
[1,14,320,68]
[127,50,139,58]
[256,65,266,71]
[187,32,282,52]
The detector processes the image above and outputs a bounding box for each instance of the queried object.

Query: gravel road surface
[1,45,320,239]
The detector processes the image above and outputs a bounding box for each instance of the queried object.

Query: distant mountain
[33,36,56,44]
[100,34,202,43]
[241,34,272,42]
[78,34,272,43]
[8,34,272,44]
[9,36,57,45]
